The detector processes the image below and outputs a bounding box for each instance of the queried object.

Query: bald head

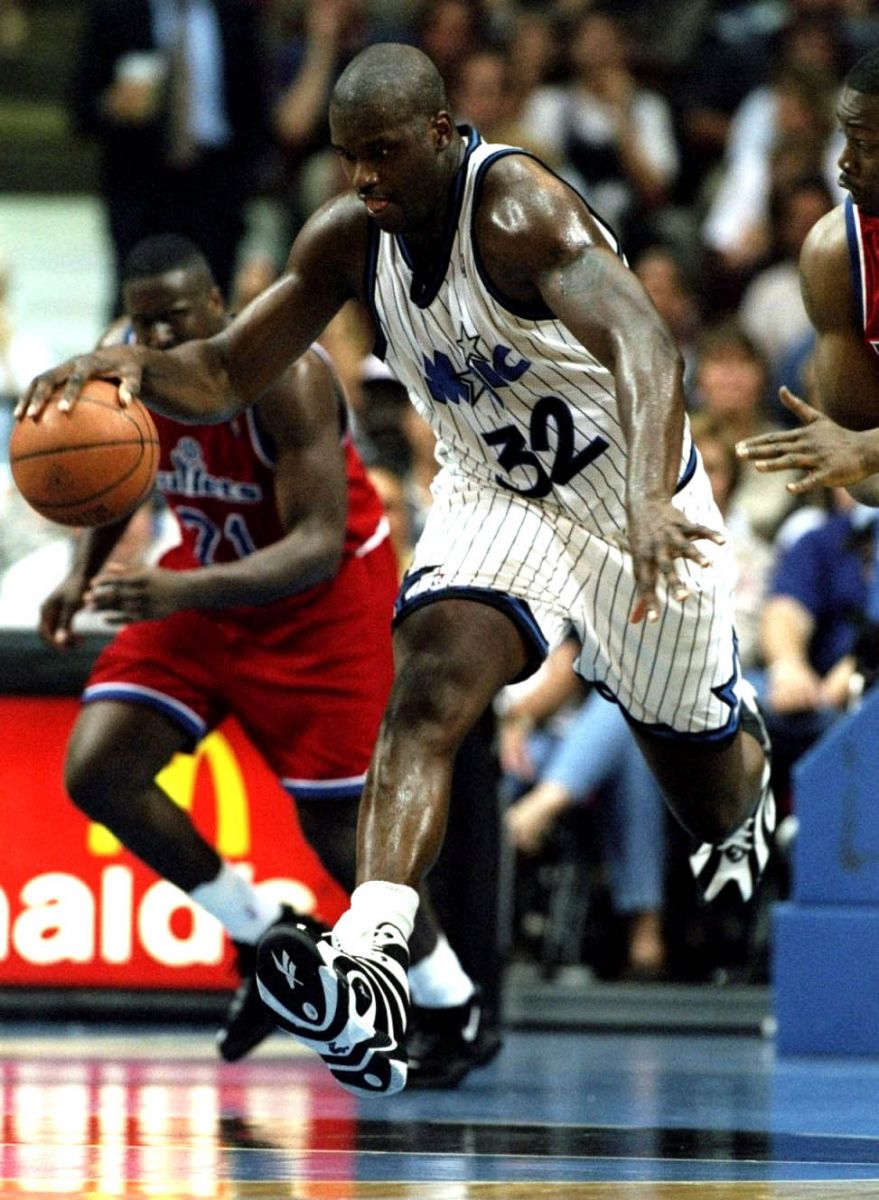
[331,43,448,123]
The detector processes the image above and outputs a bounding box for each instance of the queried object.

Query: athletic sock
[333,880,419,955]
[190,862,282,944]
[408,933,475,1007]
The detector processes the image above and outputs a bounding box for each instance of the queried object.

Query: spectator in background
[689,321,797,541]
[69,0,269,312]
[759,489,870,804]
[634,244,703,387]
[0,252,62,577]
[272,0,374,239]
[449,47,509,138]
[0,0,26,58]
[355,354,438,545]
[519,5,680,257]
[0,252,55,460]
[503,6,560,115]
[450,45,561,167]
[738,173,834,396]
[689,411,773,677]
[415,0,489,96]
[676,1,850,209]
[500,639,669,981]
[700,16,845,305]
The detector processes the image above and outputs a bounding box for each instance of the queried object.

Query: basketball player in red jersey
[738,48,879,502]
[38,234,483,1075]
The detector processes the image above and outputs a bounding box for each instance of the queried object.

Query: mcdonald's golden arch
[0,698,348,988]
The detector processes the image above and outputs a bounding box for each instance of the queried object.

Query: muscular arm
[475,157,720,619]
[801,214,879,503]
[167,349,349,608]
[737,207,879,504]
[22,196,369,424]
[88,350,351,619]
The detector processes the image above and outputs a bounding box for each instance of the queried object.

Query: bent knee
[64,729,154,819]
[383,657,485,750]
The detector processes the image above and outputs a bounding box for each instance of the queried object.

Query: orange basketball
[9,378,160,527]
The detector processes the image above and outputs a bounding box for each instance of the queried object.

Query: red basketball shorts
[83,539,398,801]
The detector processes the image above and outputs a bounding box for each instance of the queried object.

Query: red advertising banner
[0,696,349,989]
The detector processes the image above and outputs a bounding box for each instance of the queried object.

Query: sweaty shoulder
[473,153,608,301]
[288,191,373,301]
[799,204,856,332]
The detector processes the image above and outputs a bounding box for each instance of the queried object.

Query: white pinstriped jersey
[367,129,693,537]
[370,128,741,738]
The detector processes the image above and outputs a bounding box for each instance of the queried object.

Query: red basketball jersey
[845,195,879,359]
[151,358,387,574]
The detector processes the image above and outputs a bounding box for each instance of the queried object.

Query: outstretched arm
[20,196,367,425]
[737,207,879,505]
[477,156,723,623]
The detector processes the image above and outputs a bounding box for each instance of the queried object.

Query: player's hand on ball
[17,347,145,419]
[627,498,724,624]
[85,564,190,623]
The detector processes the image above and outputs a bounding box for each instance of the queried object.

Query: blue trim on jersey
[395,125,482,310]
[595,636,742,745]
[674,442,697,494]
[81,683,205,741]
[469,147,626,321]
[245,406,277,468]
[281,780,365,802]
[845,194,865,333]
[364,220,388,360]
[393,577,549,684]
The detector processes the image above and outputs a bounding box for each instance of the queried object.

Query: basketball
[9,378,160,527]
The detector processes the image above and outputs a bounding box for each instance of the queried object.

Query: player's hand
[735,386,877,493]
[627,498,724,624]
[38,578,88,649]
[16,349,143,419]
[85,563,189,623]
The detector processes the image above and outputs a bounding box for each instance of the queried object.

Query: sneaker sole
[256,925,408,1097]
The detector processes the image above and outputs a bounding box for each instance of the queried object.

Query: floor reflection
[2,1027,879,1196]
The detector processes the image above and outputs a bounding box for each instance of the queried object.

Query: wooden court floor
[2,1022,879,1198]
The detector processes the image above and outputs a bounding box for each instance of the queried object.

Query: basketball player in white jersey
[22,43,774,1098]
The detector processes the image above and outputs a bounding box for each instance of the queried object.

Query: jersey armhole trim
[469,148,626,322]
[364,220,388,360]
[392,581,549,684]
[845,195,866,334]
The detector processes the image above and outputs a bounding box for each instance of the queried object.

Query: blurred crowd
[5,0,879,984]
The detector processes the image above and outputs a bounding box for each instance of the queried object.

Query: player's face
[124,268,225,349]
[836,87,879,215]
[330,103,455,235]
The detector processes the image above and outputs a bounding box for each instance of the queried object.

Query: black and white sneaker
[407,988,502,1089]
[217,906,327,1063]
[256,919,410,1097]
[689,682,776,903]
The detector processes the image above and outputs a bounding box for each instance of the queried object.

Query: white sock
[408,934,475,1007]
[333,880,419,954]
[189,862,282,944]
